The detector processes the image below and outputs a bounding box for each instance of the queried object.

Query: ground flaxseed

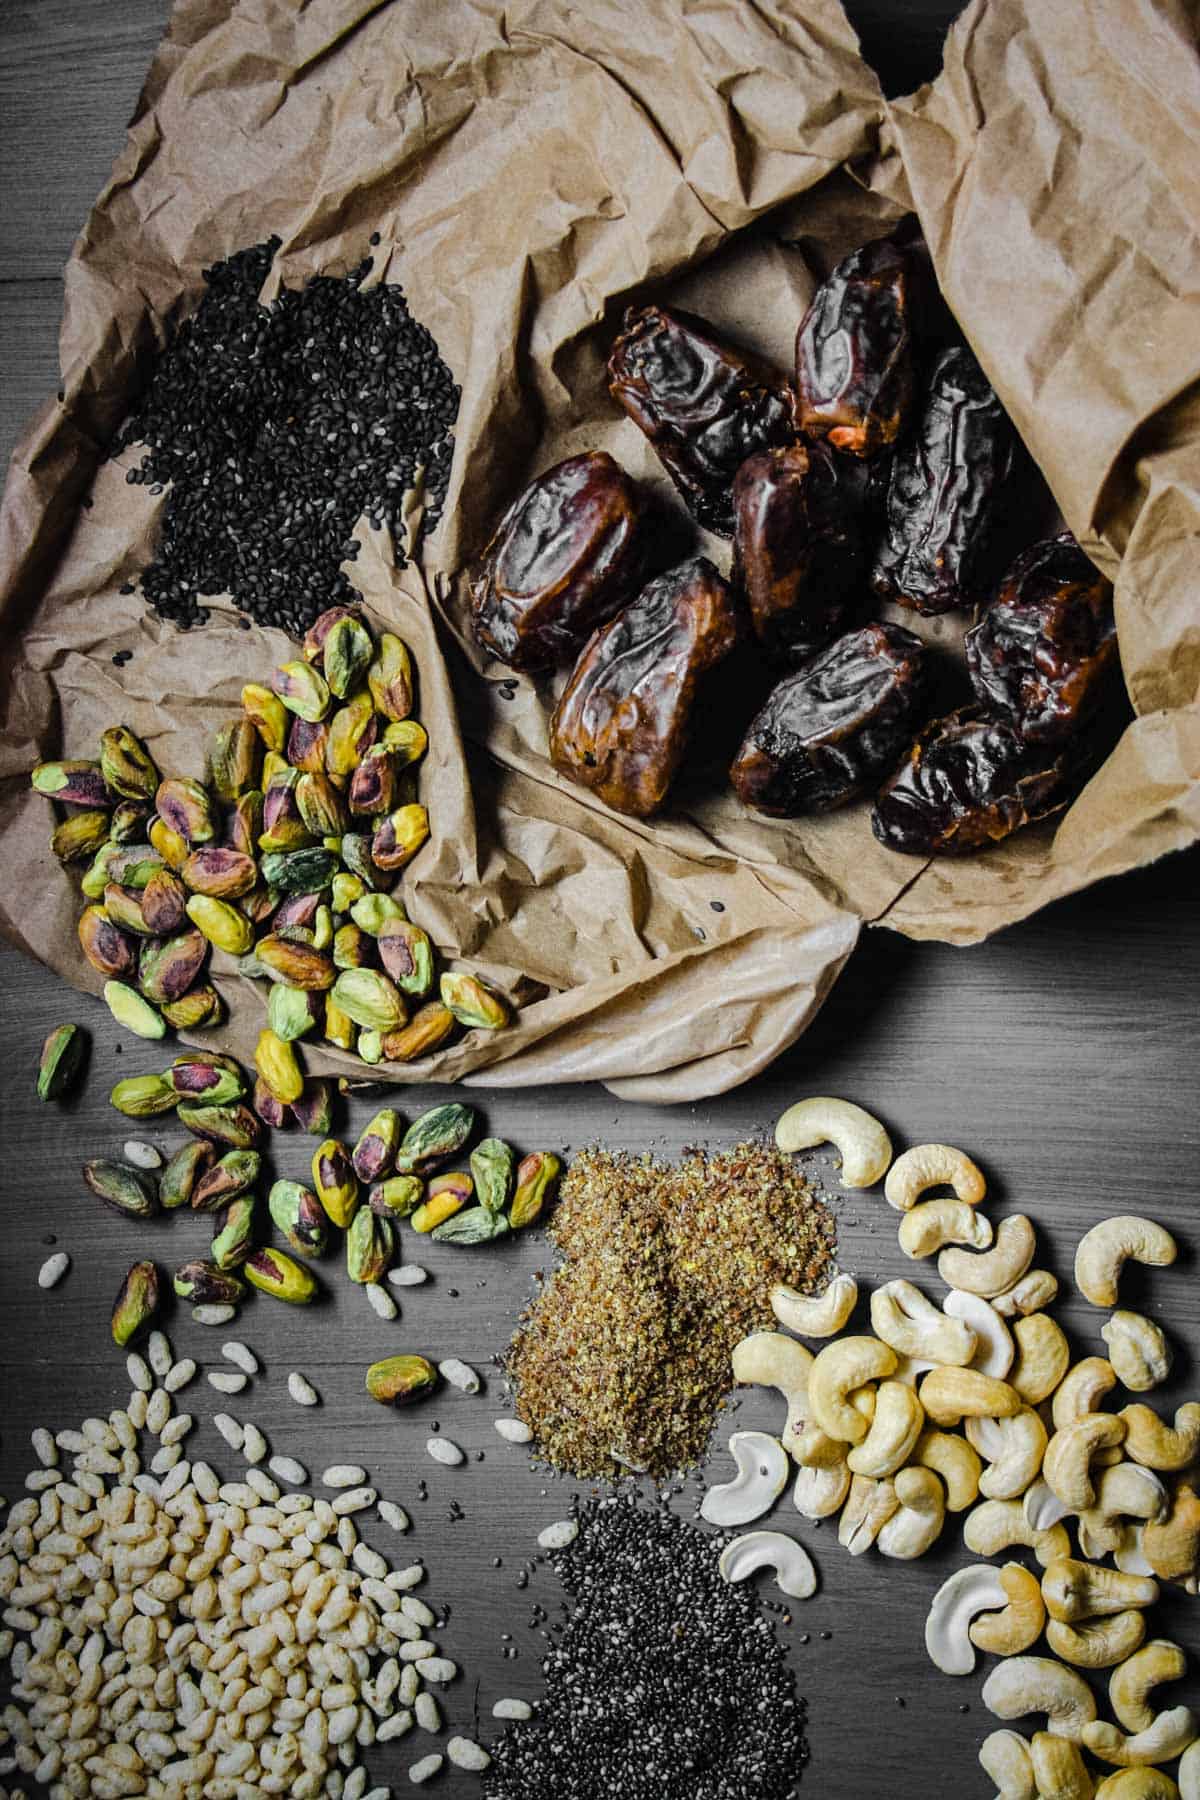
[506,1143,836,1479]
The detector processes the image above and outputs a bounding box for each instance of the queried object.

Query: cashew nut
[1054,1359,1119,1432]
[981,1729,1037,1800]
[1115,1526,1156,1578]
[731,1332,814,1458]
[964,1497,1071,1567]
[969,1561,1046,1657]
[920,1366,1021,1427]
[1047,1611,1148,1671]
[1121,1404,1200,1472]
[982,1656,1098,1741]
[993,1267,1061,1318]
[1042,1557,1159,1624]
[944,1287,1014,1378]
[1031,1731,1098,1800]
[978,1408,1048,1502]
[884,1142,986,1212]
[913,1427,982,1512]
[924,1562,1011,1674]
[792,1422,847,1469]
[899,1199,993,1260]
[774,1096,892,1188]
[807,1336,896,1445]
[1044,1416,1128,1510]
[938,1215,1037,1297]
[870,1279,977,1366]
[1094,1772,1181,1800]
[770,1272,858,1339]
[1010,1313,1071,1405]
[700,1432,790,1528]
[877,1465,946,1559]
[792,1456,851,1520]
[1074,1217,1178,1308]
[1141,1482,1200,1581]
[1078,1465,1169,1558]
[847,1381,925,1479]
[1101,1313,1173,1394]
[1025,1478,1072,1533]
[837,1472,898,1555]
[1084,1709,1198,1769]
[967,1412,1012,1463]
[1179,1740,1200,1800]
[1110,1641,1189,1734]
[718,1529,817,1599]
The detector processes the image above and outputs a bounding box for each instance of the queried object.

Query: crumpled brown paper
[1,0,1197,1099]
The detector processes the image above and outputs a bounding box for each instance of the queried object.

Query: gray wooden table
[2,5,1198,1798]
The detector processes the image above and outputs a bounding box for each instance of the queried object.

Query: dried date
[795,234,916,458]
[607,305,797,536]
[549,556,739,817]
[731,622,928,816]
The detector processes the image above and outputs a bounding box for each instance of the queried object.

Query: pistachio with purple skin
[273,891,321,933]
[161,983,222,1028]
[267,983,324,1043]
[348,747,397,817]
[286,716,332,778]
[371,804,429,873]
[211,1195,257,1270]
[440,970,510,1031]
[296,771,349,836]
[303,604,363,666]
[140,867,188,936]
[352,1108,402,1184]
[182,847,258,899]
[365,1354,438,1408]
[255,935,336,990]
[377,921,434,997]
[138,929,210,1005]
[260,767,312,853]
[207,719,262,802]
[271,660,331,725]
[333,923,371,970]
[323,614,375,699]
[370,1175,424,1218]
[268,1180,328,1257]
[110,802,151,844]
[253,1075,289,1130]
[78,906,136,980]
[242,683,288,753]
[325,694,378,781]
[225,790,263,856]
[156,777,216,846]
[31,760,112,808]
[111,1261,161,1346]
[312,1138,358,1228]
[191,1149,261,1212]
[176,1102,262,1149]
[50,812,111,864]
[379,1002,456,1063]
[99,726,160,802]
[167,1056,246,1106]
[346,1207,395,1284]
[367,634,415,723]
[83,1159,159,1219]
[172,1259,246,1305]
[160,1139,214,1210]
[339,830,389,892]
[290,1079,335,1137]
[244,1246,317,1305]
[103,883,155,937]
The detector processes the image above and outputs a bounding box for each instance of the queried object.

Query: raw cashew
[1179,1740,1200,1800]
[944,1287,1014,1378]
[1054,1359,1119,1432]
[1141,1482,1200,1581]
[770,1273,858,1339]
[938,1215,1037,1297]
[1078,1465,1169,1558]
[1084,1709,1198,1769]
[967,1413,1012,1463]
[774,1096,892,1189]
[793,1422,846,1469]
[847,1381,925,1478]
[1074,1217,1178,1308]
[700,1432,790,1528]
[884,1142,986,1212]
[1042,1557,1159,1624]
[1010,1313,1071,1406]
[993,1268,1060,1318]
[1031,1731,1097,1800]
[870,1278,977,1365]
[1121,1404,1200,1472]
[1025,1478,1072,1533]
[877,1465,946,1559]
[978,1408,1048,1502]
[899,1199,993,1260]
[913,1427,982,1512]
[982,1656,1098,1741]
[981,1729,1037,1800]
[1115,1526,1156,1578]
[718,1529,817,1599]
[964,1497,1071,1567]
[1047,1612,1148,1671]
[837,1473,898,1555]
[1101,1313,1173,1394]
[807,1337,896,1445]
[1094,1773,1180,1800]
[969,1561,1045,1657]
[1044,1416,1128,1510]
[924,1562,1010,1674]
[1110,1641,1189,1734]
[792,1457,851,1520]
[731,1332,814,1458]
[920,1366,1021,1427]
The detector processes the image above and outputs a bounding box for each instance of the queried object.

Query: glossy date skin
[795,234,916,458]
[549,556,739,817]
[871,345,1017,615]
[965,532,1116,745]
[607,305,797,536]
[871,708,1072,857]
[731,622,928,816]
[731,441,867,664]
[471,452,643,671]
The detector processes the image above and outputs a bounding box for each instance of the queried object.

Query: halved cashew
[1141,1482,1200,1581]
[877,1465,946,1559]
[920,1366,1021,1427]
[1094,1772,1181,1800]
[1044,1416,1128,1510]
[807,1336,896,1444]
[1031,1731,1097,1800]
[870,1278,976,1366]
[700,1432,790,1528]
[1115,1526,1156,1578]
[718,1529,817,1599]
[969,1562,1045,1657]
[1047,1612,1148,1670]
[847,1381,925,1478]
[899,1199,993,1260]
[1179,1740,1200,1800]
[1074,1217,1178,1308]
[884,1142,986,1212]
[938,1215,1037,1297]
[913,1427,982,1512]
[982,1656,1098,1741]
[793,1457,851,1520]
[1078,1465,1169,1558]
[774,1097,892,1188]
[924,1562,1010,1674]
[993,1268,1061,1318]
[1110,1640,1189,1734]
[944,1288,1013,1377]
[1121,1404,1200,1472]
[1084,1709,1198,1769]
[978,1408,1048,1502]
[1054,1359,1119,1432]
[837,1473,898,1555]
[1010,1313,1071,1405]
[1025,1478,1072,1533]
[731,1332,814,1458]
[1042,1557,1159,1624]
[981,1728,1037,1800]
[770,1273,858,1339]
[1101,1313,1173,1394]
[964,1497,1070,1567]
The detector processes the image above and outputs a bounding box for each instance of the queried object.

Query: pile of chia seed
[110,237,458,634]
[485,1492,807,1800]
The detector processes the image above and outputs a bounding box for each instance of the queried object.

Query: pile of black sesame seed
[110,236,459,635]
[484,1492,807,1800]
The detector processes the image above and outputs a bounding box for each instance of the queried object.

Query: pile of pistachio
[31,603,513,1065]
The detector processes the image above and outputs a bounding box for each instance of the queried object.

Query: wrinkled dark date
[731,622,928,816]
[607,305,797,536]
[795,234,916,458]
[550,556,739,817]
[871,708,1072,856]
[871,345,1017,615]
[965,531,1116,744]
[731,441,867,664]
[471,452,643,671]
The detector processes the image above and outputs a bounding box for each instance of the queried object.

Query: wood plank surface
[2,4,1199,1799]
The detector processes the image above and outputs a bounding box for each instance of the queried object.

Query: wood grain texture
[3,3,1199,1798]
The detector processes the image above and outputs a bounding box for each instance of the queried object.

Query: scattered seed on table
[25,1468,61,1492]
[246,1467,280,1503]
[150,1444,181,1476]
[126,1352,153,1393]
[208,1370,248,1396]
[192,1304,236,1326]
[492,1699,532,1721]
[242,1422,268,1464]
[332,1487,376,1516]
[222,1341,259,1376]
[537,1520,578,1551]
[414,1693,441,1732]
[122,1140,162,1169]
[145,1389,171,1435]
[160,1413,193,1446]
[323,1465,367,1489]
[416,1657,456,1684]
[288,1371,319,1407]
[37,1253,70,1290]
[400,1596,435,1628]
[494,1419,532,1444]
[269,1455,308,1486]
[213,1414,245,1452]
[30,1429,56,1469]
[377,1710,414,1742]
[366,1282,397,1320]
[448,1736,491,1772]
[163,1358,196,1394]
[379,1501,410,1533]
[426,1439,464,1468]
[408,1755,444,1786]
[388,1265,429,1287]
[147,1331,172,1378]
[127,1390,148,1430]
[388,1564,425,1591]
[438,1359,480,1394]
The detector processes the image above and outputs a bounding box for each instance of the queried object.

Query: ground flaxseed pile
[506,1143,835,1478]
[484,1491,806,1800]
